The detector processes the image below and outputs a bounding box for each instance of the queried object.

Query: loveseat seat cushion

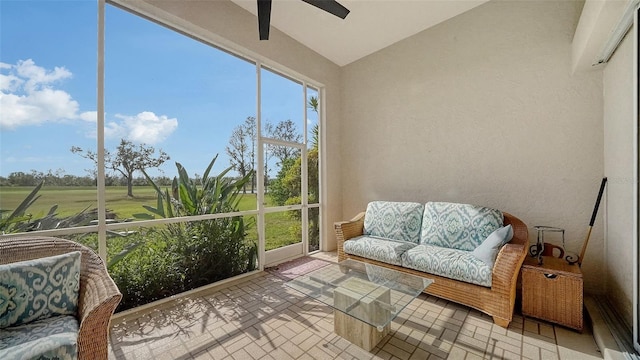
[364,201,424,244]
[401,245,492,287]
[0,315,78,360]
[420,202,503,251]
[343,236,417,266]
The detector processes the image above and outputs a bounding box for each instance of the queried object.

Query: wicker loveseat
[335,201,528,327]
[0,236,122,359]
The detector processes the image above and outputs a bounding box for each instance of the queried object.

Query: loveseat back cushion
[0,315,78,360]
[420,202,503,251]
[401,245,492,287]
[343,236,417,266]
[364,201,424,244]
[0,251,81,329]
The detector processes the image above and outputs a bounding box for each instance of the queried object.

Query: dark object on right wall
[576,177,608,267]
[257,0,350,40]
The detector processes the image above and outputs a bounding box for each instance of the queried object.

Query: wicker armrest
[493,213,528,287]
[490,213,528,321]
[77,250,122,360]
[334,212,365,261]
[492,242,526,290]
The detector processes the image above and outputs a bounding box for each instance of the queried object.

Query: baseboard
[585,295,638,360]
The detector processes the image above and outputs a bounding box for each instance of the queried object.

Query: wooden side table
[521,256,583,331]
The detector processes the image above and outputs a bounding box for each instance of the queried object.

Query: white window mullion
[633,5,639,353]
[319,88,326,252]
[301,84,309,255]
[256,63,266,271]
[97,0,107,260]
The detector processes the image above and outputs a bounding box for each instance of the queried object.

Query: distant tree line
[0,170,175,188]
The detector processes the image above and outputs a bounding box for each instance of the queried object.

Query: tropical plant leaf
[202,154,218,185]
[108,241,144,269]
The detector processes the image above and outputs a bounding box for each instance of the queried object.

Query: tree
[226,116,262,193]
[71,139,169,197]
[270,119,302,166]
[263,121,275,188]
[268,97,321,250]
[308,96,319,150]
[226,121,250,193]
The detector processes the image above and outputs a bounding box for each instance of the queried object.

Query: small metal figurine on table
[529,226,562,265]
[529,226,579,266]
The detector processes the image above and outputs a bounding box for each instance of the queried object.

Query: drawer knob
[544,273,558,279]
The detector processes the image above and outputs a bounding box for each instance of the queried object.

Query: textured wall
[603,31,634,325]
[341,0,606,292]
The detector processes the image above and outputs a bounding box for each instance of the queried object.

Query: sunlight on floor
[109,253,602,360]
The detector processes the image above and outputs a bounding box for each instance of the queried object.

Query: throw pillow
[471,225,513,268]
[0,251,81,329]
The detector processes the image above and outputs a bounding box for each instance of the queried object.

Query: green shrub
[108,155,257,311]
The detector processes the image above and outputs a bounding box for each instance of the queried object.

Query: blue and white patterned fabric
[401,245,492,287]
[0,252,81,329]
[0,315,78,360]
[363,201,424,244]
[420,202,503,251]
[343,236,417,266]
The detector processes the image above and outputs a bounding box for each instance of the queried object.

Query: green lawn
[0,186,260,218]
[0,186,298,251]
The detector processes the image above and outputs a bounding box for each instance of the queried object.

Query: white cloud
[106,111,178,145]
[79,111,97,122]
[1,59,178,145]
[0,74,24,92]
[0,59,80,130]
[15,59,72,92]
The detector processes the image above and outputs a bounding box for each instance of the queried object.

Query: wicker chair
[0,236,122,360]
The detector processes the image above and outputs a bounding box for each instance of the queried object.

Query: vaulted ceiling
[229,0,489,66]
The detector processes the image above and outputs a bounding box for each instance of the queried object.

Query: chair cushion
[401,244,492,287]
[343,236,417,266]
[420,202,503,251]
[0,251,81,329]
[363,201,424,244]
[472,225,514,267]
[0,315,78,360]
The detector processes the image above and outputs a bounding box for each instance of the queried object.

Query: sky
[0,0,318,179]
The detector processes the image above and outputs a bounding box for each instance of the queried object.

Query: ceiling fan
[257,0,350,40]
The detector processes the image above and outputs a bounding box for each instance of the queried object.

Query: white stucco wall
[118,0,344,251]
[603,30,634,325]
[341,0,606,293]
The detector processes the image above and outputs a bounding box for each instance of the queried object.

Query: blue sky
[0,1,317,178]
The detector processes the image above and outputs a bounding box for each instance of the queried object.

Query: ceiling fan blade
[301,0,350,19]
[257,0,272,40]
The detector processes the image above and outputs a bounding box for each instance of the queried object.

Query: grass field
[0,186,258,218]
[0,186,300,251]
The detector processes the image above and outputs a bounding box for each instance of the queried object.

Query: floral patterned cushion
[401,245,492,287]
[363,201,424,244]
[0,252,81,329]
[0,315,78,360]
[343,236,417,266]
[420,202,503,251]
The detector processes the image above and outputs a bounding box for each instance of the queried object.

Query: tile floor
[108,254,603,360]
